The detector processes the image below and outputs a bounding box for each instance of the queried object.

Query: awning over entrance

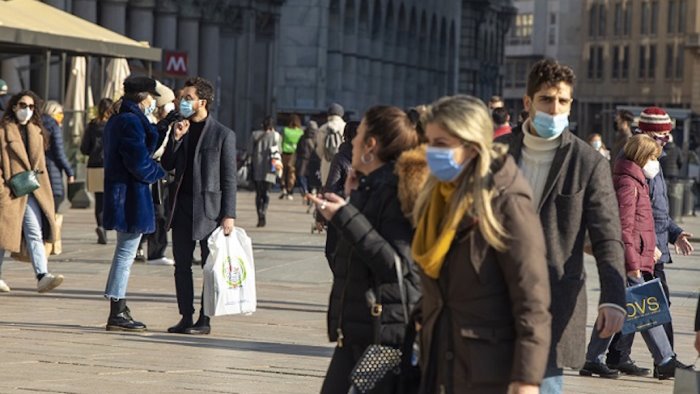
[0,0,161,61]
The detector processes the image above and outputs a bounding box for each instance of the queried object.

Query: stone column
[100,0,128,35]
[219,26,238,131]
[199,11,222,87]
[178,1,201,76]
[154,0,178,51]
[43,0,69,100]
[128,0,155,44]
[73,0,98,22]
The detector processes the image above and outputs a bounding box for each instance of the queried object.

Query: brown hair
[1,90,49,150]
[288,114,301,129]
[624,134,661,167]
[97,98,114,122]
[184,77,214,110]
[363,106,419,163]
[526,58,576,98]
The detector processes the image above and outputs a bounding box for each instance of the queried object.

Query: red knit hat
[638,107,673,133]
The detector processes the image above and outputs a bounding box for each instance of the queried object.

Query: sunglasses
[17,102,35,110]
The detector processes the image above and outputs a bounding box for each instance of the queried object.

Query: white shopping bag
[203,226,257,317]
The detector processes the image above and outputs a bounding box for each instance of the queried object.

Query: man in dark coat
[507,59,627,392]
[161,77,237,335]
[659,134,683,180]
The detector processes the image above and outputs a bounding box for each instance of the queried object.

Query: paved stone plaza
[1,191,698,393]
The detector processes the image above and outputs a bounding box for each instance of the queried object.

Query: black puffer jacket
[328,163,421,348]
[660,141,683,179]
[80,119,106,168]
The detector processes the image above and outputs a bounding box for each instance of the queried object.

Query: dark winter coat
[296,128,316,177]
[42,114,74,198]
[324,141,351,195]
[613,159,656,274]
[413,156,551,392]
[80,119,106,168]
[659,141,683,179]
[161,115,237,240]
[648,154,684,264]
[507,129,626,369]
[103,99,165,234]
[327,163,421,348]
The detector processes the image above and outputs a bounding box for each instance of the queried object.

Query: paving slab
[0,190,697,393]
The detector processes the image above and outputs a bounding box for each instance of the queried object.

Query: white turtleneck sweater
[519,120,563,207]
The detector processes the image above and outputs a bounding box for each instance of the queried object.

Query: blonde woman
[411,95,551,394]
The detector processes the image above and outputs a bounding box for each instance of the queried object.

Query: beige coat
[0,121,56,252]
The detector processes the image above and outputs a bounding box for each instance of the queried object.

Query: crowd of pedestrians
[0,55,698,394]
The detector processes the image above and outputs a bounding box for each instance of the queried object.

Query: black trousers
[94,192,104,227]
[139,182,168,260]
[254,181,271,218]
[171,197,211,317]
[606,263,674,364]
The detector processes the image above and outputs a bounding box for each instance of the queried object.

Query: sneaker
[278,192,287,200]
[287,194,294,201]
[37,273,64,293]
[146,257,174,266]
[607,359,650,376]
[579,361,621,379]
[655,357,694,380]
[0,279,10,292]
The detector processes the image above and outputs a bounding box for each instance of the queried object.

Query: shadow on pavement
[124,334,334,358]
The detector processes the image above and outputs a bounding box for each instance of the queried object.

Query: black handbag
[9,170,41,197]
[349,255,411,394]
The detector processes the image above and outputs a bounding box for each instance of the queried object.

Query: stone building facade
[4,0,516,144]
[578,0,700,145]
[276,0,462,117]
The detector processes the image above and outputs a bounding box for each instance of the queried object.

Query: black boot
[96,227,107,245]
[257,211,266,228]
[184,312,211,335]
[579,361,620,379]
[167,315,193,333]
[106,299,146,332]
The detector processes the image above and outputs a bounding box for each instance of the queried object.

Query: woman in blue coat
[102,76,165,331]
[42,101,75,212]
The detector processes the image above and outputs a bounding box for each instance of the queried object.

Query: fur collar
[394,144,429,222]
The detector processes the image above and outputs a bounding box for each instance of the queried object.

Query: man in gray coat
[161,77,237,335]
[507,59,627,393]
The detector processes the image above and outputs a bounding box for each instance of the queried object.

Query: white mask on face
[642,159,660,179]
[15,108,33,124]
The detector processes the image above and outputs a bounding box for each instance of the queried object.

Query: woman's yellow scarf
[411,182,467,279]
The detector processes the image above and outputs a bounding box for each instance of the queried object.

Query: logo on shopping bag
[223,256,247,289]
[621,278,671,334]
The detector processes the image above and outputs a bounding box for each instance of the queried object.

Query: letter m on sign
[164,51,188,76]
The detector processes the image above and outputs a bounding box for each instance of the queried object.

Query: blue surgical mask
[143,99,156,117]
[426,146,466,182]
[533,111,569,139]
[179,99,195,118]
[591,140,602,150]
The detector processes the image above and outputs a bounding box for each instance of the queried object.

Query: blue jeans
[0,195,48,278]
[104,232,142,300]
[540,368,563,394]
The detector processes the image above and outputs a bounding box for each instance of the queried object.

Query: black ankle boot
[96,227,107,245]
[257,214,266,228]
[167,315,193,333]
[184,313,211,335]
[106,299,146,332]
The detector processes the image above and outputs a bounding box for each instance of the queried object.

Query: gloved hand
[156,110,183,134]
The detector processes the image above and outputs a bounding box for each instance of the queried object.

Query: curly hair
[526,59,576,98]
[184,76,214,110]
